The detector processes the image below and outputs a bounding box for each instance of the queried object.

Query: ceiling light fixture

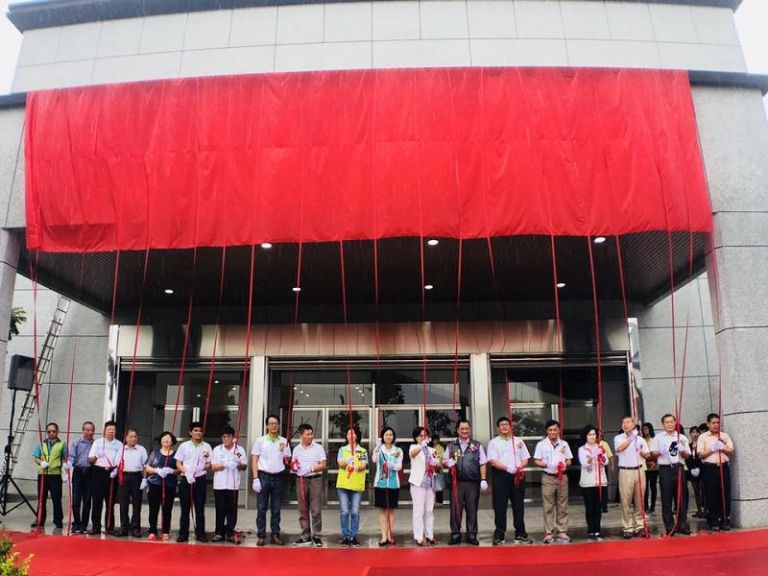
[593,236,607,244]
[164,288,174,294]
[261,242,273,249]
[427,239,439,246]
[424,284,434,291]
[292,286,302,292]
[556,282,566,289]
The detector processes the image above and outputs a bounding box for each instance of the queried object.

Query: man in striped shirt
[291,423,326,547]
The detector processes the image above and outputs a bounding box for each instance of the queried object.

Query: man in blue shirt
[68,421,95,534]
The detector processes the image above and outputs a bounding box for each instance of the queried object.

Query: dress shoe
[270,534,284,546]
[256,536,265,546]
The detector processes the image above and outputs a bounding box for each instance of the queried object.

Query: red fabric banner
[25,67,711,252]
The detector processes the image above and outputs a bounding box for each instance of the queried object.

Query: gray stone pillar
[694,86,768,528]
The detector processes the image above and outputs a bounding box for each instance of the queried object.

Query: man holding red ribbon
[698,413,735,532]
[534,419,573,544]
[487,416,531,545]
[614,416,650,539]
[442,419,488,546]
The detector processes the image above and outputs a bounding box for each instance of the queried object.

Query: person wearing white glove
[488,416,532,546]
[650,414,692,536]
[578,426,608,540]
[115,428,148,538]
[251,414,293,546]
[87,421,122,535]
[290,422,327,547]
[409,426,436,547]
[686,425,706,520]
[211,427,248,543]
[373,426,402,547]
[698,413,735,531]
[534,419,573,543]
[32,422,67,530]
[144,431,178,541]
[175,421,213,543]
[613,417,650,539]
[69,421,96,534]
[252,478,262,493]
[444,419,488,546]
[336,426,368,547]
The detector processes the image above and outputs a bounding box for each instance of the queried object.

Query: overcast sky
[0,0,766,94]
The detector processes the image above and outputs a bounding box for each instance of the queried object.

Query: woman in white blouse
[578,425,608,541]
[408,426,438,547]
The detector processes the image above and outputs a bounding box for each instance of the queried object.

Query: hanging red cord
[170,248,198,436]
[202,247,227,434]
[124,249,151,424]
[586,237,605,503]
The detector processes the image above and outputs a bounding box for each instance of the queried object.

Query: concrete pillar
[470,353,492,444]
[246,355,267,509]
[693,86,768,528]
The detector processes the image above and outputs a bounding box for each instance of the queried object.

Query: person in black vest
[442,419,488,545]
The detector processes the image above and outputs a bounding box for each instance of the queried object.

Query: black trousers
[214,489,239,537]
[703,463,731,527]
[36,474,63,526]
[147,482,176,535]
[118,472,143,531]
[90,467,117,532]
[659,465,689,532]
[72,467,93,530]
[644,469,658,511]
[450,480,480,539]
[581,486,603,535]
[178,476,207,537]
[492,472,526,539]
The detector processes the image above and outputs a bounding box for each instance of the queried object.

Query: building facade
[1,0,766,525]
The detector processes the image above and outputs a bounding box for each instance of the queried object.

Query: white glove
[39,461,50,469]
[546,460,559,474]
[506,464,518,475]
[375,438,382,449]
[631,430,639,439]
[420,439,430,447]
[298,466,312,477]
[62,462,71,471]
[62,472,68,483]
[691,467,700,478]
[110,469,118,479]
[96,449,106,459]
[345,456,354,467]
[252,478,262,493]
[711,440,724,452]
[444,457,456,469]
[156,467,169,479]
[226,459,240,470]
[480,480,488,492]
[185,471,196,484]
[140,478,148,491]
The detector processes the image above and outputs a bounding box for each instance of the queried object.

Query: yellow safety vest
[336,445,367,492]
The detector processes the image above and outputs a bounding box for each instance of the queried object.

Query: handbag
[432,471,446,492]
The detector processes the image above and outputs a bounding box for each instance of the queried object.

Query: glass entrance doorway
[269,359,471,506]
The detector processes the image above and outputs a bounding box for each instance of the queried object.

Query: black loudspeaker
[7,355,34,392]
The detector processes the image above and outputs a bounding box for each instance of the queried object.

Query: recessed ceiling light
[424,284,434,290]
[427,239,439,246]
[214,380,220,384]
[164,288,174,295]
[556,282,566,289]
[593,236,607,244]
[292,286,302,292]
[261,242,273,249]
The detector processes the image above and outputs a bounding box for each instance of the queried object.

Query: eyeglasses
[46,430,57,434]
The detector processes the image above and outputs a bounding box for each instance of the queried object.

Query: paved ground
[0,495,715,548]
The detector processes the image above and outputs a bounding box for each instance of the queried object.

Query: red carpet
[9,530,768,576]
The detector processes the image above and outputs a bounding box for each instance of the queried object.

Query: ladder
[3,295,71,475]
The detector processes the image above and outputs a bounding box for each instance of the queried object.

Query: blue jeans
[338,488,362,540]
[256,472,285,537]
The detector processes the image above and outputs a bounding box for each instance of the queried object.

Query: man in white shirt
[698,412,735,531]
[87,420,123,535]
[114,428,148,538]
[487,416,531,545]
[175,421,212,542]
[533,419,573,544]
[251,414,291,546]
[650,414,691,536]
[211,426,248,543]
[614,416,650,538]
[290,423,326,547]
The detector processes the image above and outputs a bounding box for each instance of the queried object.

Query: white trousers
[410,484,435,541]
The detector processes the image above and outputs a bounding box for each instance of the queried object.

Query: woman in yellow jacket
[337,426,368,547]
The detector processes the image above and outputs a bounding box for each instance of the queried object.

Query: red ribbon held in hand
[556,461,566,482]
